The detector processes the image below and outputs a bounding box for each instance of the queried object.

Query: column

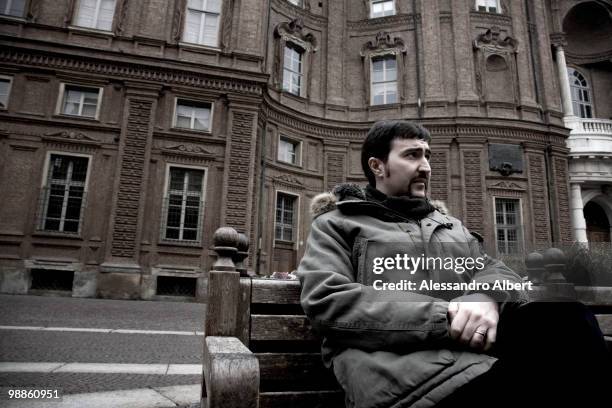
[570,182,588,244]
[451,0,479,103]
[554,44,574,118]
[420,0,445,101]
[325,0,346,105]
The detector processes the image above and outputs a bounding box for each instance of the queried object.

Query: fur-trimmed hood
[309,183,449,217]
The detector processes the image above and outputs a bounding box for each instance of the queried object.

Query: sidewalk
[4,384,201,408]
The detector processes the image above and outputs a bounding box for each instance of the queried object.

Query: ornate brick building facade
[0,0,610,300]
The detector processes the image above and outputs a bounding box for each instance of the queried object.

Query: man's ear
[368,157,385,178]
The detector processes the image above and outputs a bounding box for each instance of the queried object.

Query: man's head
[361,120,432,198]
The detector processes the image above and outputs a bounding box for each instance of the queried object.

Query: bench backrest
[246,278,343,408]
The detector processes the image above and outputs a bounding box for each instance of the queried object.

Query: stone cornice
[348,13,418,30]
[565,49,612,65]
[0,46,265,97]
[271,0,327,26]
[470,11,512,26]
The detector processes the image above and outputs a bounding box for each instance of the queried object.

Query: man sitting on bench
[297,120,611,408]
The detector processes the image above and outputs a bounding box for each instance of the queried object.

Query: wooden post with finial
[541,247,576,301]
[205,227,240,337]
[525,248,577,301]
[233,233,250,277]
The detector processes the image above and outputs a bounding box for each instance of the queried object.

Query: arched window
[567,68,593,118]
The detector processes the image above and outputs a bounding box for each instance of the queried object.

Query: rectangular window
[163,167,205,242]
[476,0,500,13]
[75,0,117,31]
[275,193,296,242]
[0,0,25,17]
[278,136,301,165]
[283,44,303,96]
[0,76,12,109]
[39,154,89,234]
[174,99,212,131]
[183,0,221,47]
[60,85,101,118]
[371,55,397,105]
[370,0,395,18]
[495,198,522,255]
[288,0,303,6]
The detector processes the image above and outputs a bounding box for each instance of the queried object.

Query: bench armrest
[203,336,260,408]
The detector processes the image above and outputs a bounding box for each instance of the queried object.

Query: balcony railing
[565,118,612,157]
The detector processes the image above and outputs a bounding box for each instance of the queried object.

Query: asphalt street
[0,294,206,396]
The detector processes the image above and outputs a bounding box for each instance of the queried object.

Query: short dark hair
[361,120,432,186]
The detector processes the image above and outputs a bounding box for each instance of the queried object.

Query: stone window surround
[274,18,317,99]
[172,97,214,133]
[277,134,303,167]
[0,74,13,110]
[473,26,519,104]
[64,0,128,35]
[370,54,398,106]
[181,0,222,48]
[475,0,502,14]
[37,151,93,236]
[274,189,300,245]
[493,196,524,255]
[360,31,407,107]
[173,0,234,50]
[55,82,104,120]
[160,163,208,245]
[368,0,396,19]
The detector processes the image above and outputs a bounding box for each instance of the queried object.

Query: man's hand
[448,293,499,352]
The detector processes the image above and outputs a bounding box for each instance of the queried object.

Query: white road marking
[0,362,202,375]
[0,325,203,336]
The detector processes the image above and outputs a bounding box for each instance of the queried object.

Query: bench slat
[251,279,301,305]
[256,352,339,391]
[250,315,317,342]
[259,390,344,408]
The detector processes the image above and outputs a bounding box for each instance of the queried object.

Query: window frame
[274,190,300,245]
[160,164,208,245]
[282,43,304,97]
[0,75,13,110]
[172,97,214,133]
[277,135,302,167]
[567,67,594,119]
[56,83,104,120]
[181,0,223,49]
[73,0,118,32]
[475,0,501,13]
[370,0,396,19]
[37,151,93,236]
[493,197,523,256]
[0,0,26,18]
[370,54,398,106]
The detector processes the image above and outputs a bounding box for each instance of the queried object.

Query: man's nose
[418,158,431,173]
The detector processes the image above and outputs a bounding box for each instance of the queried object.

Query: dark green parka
[297,184,528,408]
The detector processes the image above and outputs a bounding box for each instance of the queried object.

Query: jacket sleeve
[297,213,450,353]
[462,225,530,310]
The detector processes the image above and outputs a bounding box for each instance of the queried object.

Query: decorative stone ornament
[212,227,239,271]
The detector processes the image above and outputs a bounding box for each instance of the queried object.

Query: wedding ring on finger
[474,328,487,337]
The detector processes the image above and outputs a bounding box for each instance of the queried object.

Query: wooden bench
[201,229,612,408]
[201,228,343,408]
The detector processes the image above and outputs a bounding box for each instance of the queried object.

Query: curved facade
[1,0,606,300]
